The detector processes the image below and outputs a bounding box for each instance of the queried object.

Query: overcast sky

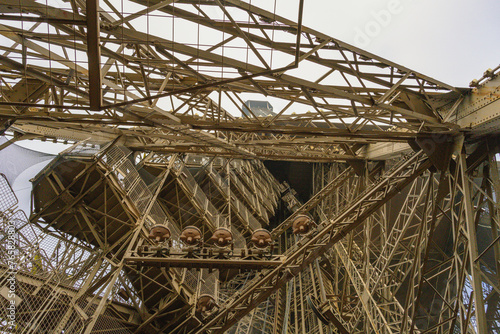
[289,0,499,87]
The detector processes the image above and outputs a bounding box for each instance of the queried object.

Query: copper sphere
[251,228,272,248]
[197,294,216,313]
[180,226,202,246]
[148,224,171,243]
[292,214,314,235]
[211,227,233,248]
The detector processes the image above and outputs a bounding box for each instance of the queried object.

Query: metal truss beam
[193,150,432,333]
[0,0,468,162]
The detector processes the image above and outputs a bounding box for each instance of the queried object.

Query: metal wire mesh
[199,269,219,300]
[173,158,227,230]
[0,173,18,213]
[231,226,246,249]
[101,146,181,236]
[207,164,261,232]
[0,140,289,332]
[183,268,199,294]
[0,156,143,333]
[0,206,126,333]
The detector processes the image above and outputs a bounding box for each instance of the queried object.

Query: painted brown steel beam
[0,14,86,25]
[140,0,457,98]
[99,26,446,124]
[124,255,284,269]
[100,0,304,109]
[86,0,102,111]
[220,0,458,92]
[1,0,459,132]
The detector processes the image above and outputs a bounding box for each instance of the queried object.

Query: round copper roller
[148,224,171,243]
[292,214,314,235]
[211,227,233,248]
[180,226,202,246]
[251,228,272,248]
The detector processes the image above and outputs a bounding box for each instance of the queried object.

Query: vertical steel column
[460,152,488,334]
[486,147,500,330]
[86,0,101,110]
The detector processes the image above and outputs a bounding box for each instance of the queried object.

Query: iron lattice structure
[0,0,500,333]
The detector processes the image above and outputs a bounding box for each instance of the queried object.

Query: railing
[98,146,179,237]
[231,160,278,212]
[228,169,269,223]
[171,158,227,231]
[207,164,261,232]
